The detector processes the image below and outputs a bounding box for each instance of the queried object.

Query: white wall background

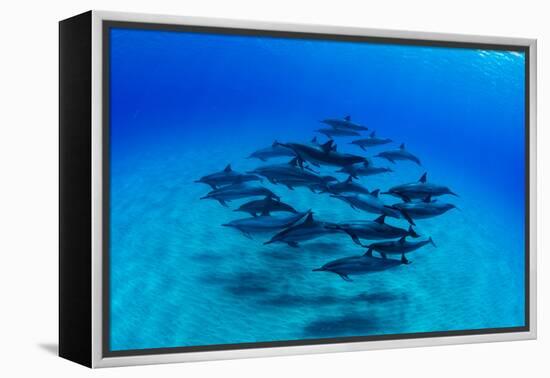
[0,0,546,376]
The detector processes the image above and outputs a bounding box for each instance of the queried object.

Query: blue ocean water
[108,28,526,351]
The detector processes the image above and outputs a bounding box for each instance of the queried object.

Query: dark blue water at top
[108,28,525,351]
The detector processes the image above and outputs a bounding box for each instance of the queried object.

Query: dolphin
[365,235,436,263]
[275,140,367,168]
[320,115,369,131]
[222,211,310,238]
[195,164,262,189]
[200,183,280,207]
[316,128,361,138]
[313,253,404,282]
[349,131,392,150]
[337,161,393,178]
[392,196,457,219]
[248,158,336,191]
[247,143,296,162]
[268,175,337,192]
[234,196,298,217]
[263,212,340,248]
[330,191,414,224]
[322,175,370,195]
[383,172,458,202]
[325,214,419,246]
[375,143,421,165]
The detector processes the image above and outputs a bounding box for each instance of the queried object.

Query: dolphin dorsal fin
[345,175,353,184]
[423,195,432,203]
[320,140,333,153]
[399,236,406,244]
[311,136,318,144]
[374,214,385,224]
[344,115,351,121]
[419,172,427,183]
[399,143,405,150]
[370,131,376,138]
[224,164,232,173]
[371,189,380,197]
[304,212,314,224]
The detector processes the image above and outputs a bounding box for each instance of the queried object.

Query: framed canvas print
[59,10,537,368]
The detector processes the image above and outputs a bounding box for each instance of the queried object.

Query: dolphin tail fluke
[218,199,229,207]
[429,237,437,248]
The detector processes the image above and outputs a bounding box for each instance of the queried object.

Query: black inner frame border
[102,20,531,358]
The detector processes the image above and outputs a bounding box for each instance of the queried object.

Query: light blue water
[108,28,526,351]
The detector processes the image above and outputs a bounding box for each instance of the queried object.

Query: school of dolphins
[195,116,458,282]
